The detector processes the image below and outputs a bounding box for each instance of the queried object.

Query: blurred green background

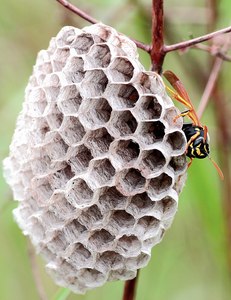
[1,0,231,299]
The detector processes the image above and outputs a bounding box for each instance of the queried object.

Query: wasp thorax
[3,23,187,294]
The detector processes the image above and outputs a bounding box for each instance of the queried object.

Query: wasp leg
[185,131,200,155]
[187,157,193,168]
[173,109,191,123]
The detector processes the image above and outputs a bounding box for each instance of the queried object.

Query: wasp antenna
[208,156,224,180]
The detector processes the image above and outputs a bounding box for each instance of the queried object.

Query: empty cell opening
[81,70,108,97]
[91,158,115,186]
[127,192,154,216]
[46,134,68,160]
[67,178,93,206]
[56,27,76,47]
[85,127,113,156]
[114,139,140,164]
[110,210,135,228]
[141,149,166,173]
[71,33,94,54]
[157,196,176,214]
[49,164,74,189]
[47,232,68,253]
[87,44,111,68]
[64,57,85,83]
[67,243,92,265]
[52,48,70,71]
[60,116,86,145]
[139,72,163,94]
[36,61,53,74]
[111,111,138,136]
[27,88,47,115]
[30,154,51,176]
[117,84,139,108]
[45,104,64,130]
[88,229,114,250]
[137,216,160,233]
[80,98,112,128]
[139,121,165,144]
[97,251,124,271]
[166,131,185,150]
[64,219,87,243]
[169,154,187,172]
[58,85,82,114]
[37,181,53,202]
[120,168,146,193]
[98,187,127,211]
[68,144,93,173]
[109,57,134,82]
[139,96,162,120]
[78,205,103,229]
[117,235,141,255]
[48,193,76,221]
[78,268,105,285]
[148,173,173,195]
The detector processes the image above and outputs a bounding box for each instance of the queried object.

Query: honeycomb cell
[136,216,160,237]
[117,168,146,196]
[59,116,86,145]
[48,192,76,221]
[45,104,64,130]
[109,111,138,137]
[52,48,70,72]
[138,121,165,145]
[63,56,85,83]
[169,154,187,172]
[55,26,77,48]
[89,158,115,188]
[48,164,74,190]
[78,205,103,230]
[105,83,139,109]
[63,219,88,243]
[66,178,93,207]
[116,235,141,257]
[43,73,61,101]
[66,243,92,267]
[108,210,135,234]
[81,70,108,97]
[88,229,114,251]
[138,72,165,94]
[96,251,124,273]
[47,231,69,253]
[165,131,186,151]
[58,85,83,115]
[68,144,93,173]
[111,139,140,167]
[71,33,94,54]
[85,43,111,68]
[135,95,162,120]
[85,127,113,157]
[108,57,134,82]
[45,133,68,160]
[126,192,154,217]
[148,173,173,197]
[140,149,166,175]
[98,186,127,212]
[26,88,47,117]
[79,98,112,129]
[155,196,177,218]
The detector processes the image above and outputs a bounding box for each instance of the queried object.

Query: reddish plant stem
[193,44,231,62]
[150,0,165,73]
[122,271,139,300]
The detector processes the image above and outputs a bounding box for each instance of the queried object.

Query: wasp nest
[3,23,187,293]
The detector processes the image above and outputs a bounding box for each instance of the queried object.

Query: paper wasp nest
[3,23,187,293]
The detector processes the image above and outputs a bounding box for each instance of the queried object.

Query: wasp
[163,70,224,180]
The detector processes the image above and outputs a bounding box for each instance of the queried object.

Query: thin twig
[197,57,223,119]
[123,271,139,300]
[150,0,165,73]
[193,44,231,62]
[165,25,231,52]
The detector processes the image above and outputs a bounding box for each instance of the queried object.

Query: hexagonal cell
[89,158,115,188]
[138,72,165,94]
[77,268,106,287]
[96,251,124,273]
[126,252,150,270]
[48,164,74,190]
[148,173,173,197]
[47,230,69,253]
[138,121,165,145]
[55,27,77,48]
[169,154,187,172]
[48,192,76,221]
[68,144,93,173]
[43,73,61,101]
[163,107,182,127]
[71,33,94,54]
[81,70,108,97]
[78,205,103,230]
[117,168,146,196]
[59,116,86,145]
[140,149,166,175]
[45,133,68,160]
[126,192,154,217]
[31,119,50,145]
[88,229,114,251]
[58,85,83,115]
[52,48,70,72]
[35,61,53,74]
[111,139,140,166]
[136,216,160,237]
[136,96,162,120]
[165,131,186,151]
[109,111,138,137]
[31,177,53,205]
[104,83,139,109]
[108,57,134,82]
[108,269,137,281]
[84,127,113,157]
[45,104,64,130]
[108,210,136,234]
[155,196,177,217]
[85,44,111,68]
[79,98,112,129]
[63,56,85,83]
[26,88,48,117]
[66,243,92,267]
[66,178,93,207]
[116,235,141,256]
[63,219,88,243]
[98,186,128,212]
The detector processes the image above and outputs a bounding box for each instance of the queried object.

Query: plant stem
[122,271,139,300]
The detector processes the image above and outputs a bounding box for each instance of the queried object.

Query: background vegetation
[1,0,230,299]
